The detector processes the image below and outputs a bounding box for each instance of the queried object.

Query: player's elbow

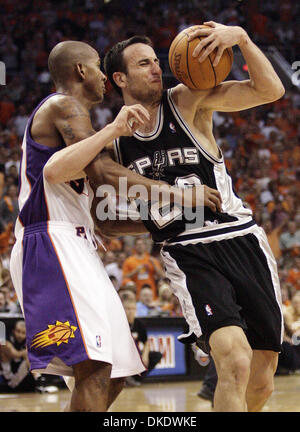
[43,164,58,184]
[269,83,285,101]
[261,81,285,103]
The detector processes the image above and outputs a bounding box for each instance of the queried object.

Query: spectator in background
[0,321,36,392]
[286,257,300,292]
[121,296,162,386]
[0,185,19,226]
[0,286,19,314]
[136,284,162,317]
[0,222,13,255]
[122,238,164,299]
[118,279,137,302]
[109,275,119,291]
[0,291,9,313]
[0,95,16,127]
[284,292,300,337]
[162,293,183,317]
[13,105,29,138]
[103,250,116,266]
[105,251,126,290]
[263,218,286,260]
[277,292,300,374]
[279,221,300,255]
[156,282,174,316]
[4,150,20,175]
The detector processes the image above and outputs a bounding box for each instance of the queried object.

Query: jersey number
[149,174,202,228]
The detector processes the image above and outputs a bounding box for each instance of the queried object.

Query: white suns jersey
[15,93,94,238]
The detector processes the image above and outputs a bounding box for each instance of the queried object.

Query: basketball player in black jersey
[103,21,285,412]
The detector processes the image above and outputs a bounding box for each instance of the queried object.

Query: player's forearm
[86,152,195,208]
[97,219,148,239]
[44,123,119,184]
[87,152,164,194]
[237,29,285,100]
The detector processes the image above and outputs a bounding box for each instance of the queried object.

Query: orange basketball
[168,25,233,90]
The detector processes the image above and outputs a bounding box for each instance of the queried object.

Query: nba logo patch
[205,304,213,316]
[96,335,102,347]
[169,122,176,133]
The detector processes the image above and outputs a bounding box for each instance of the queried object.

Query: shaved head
[48,41,99,86]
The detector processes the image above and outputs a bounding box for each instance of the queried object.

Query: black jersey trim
[167,89,223,165]
[167,219,256,244]
[133,101,163,141]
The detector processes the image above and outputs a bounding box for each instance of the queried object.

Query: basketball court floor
[0,375,299,412]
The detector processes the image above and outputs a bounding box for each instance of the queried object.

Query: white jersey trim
[252,227,284,344]
[167,88,223,165]
[160,249,203,338]
[165,218,257,246]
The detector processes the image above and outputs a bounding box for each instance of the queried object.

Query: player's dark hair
[104,35,153,95]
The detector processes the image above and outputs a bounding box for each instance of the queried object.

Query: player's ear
[75,62,86,81]
[113,71,127,90]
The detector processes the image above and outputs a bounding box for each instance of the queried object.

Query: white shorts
[10,220,145,378]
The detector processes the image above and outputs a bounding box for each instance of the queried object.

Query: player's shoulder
[169,83,210,111]
[47,94,89,119]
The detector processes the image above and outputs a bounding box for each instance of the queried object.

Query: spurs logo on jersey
[128,148,200,179]
[114,89,253,243]
[149,150,167,179]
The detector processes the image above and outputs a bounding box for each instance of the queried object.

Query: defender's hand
[193,185,222,212]
[112,104,150,137]
[187,21,247,66]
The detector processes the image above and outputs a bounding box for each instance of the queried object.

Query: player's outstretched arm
[173,22,285,113]
[96,219,149,239]
[85,151,222,212]
[44,97,150,184]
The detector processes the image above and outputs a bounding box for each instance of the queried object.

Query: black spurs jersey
[114,88,254,243]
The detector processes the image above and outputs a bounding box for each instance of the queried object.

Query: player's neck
[55,85,93,110]
[123,94,161,134]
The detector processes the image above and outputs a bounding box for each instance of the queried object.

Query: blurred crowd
[0,0,300,381]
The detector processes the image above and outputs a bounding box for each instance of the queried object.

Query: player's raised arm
[173,22,285,113]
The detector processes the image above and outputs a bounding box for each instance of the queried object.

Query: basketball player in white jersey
[103,22,285,411]
[9,40,221,412]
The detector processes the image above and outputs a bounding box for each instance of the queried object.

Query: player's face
[123,43,163,104]
[84,52,107,103]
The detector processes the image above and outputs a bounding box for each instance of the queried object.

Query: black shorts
[161,226,283,352]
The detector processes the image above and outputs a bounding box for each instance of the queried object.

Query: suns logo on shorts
[31,320,77,349]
